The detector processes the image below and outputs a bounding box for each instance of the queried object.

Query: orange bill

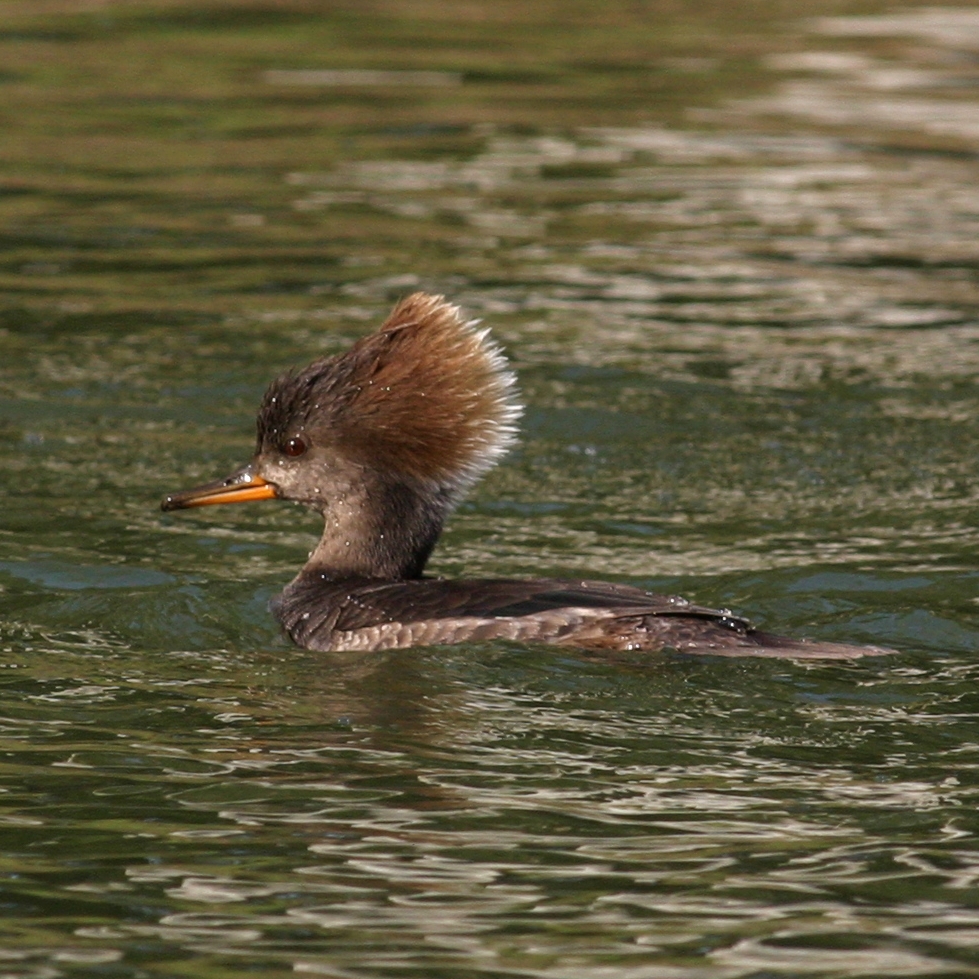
[161,467,278,511]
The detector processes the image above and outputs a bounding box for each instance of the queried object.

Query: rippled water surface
[2,2,979,976]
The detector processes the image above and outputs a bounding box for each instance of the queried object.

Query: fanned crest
[259,293,522,497]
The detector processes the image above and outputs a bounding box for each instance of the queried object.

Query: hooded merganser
[162,293,891,659]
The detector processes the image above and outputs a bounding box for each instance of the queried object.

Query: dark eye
[283,436,307,458]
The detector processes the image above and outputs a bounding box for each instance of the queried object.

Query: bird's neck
[302,476,450,581]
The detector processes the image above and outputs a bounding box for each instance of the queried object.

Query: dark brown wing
[272,574,894,658]
[335,577,733,627]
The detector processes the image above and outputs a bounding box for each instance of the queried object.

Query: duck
[162,292,892,659]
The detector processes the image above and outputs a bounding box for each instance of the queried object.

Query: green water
[2,2,979,976]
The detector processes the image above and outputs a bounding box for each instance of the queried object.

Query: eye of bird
[283,436,308,458]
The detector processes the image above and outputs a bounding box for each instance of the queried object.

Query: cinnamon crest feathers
[257,293,521,497]
[162,293,894,660]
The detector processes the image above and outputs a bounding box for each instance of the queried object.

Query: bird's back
[272,574,892,658]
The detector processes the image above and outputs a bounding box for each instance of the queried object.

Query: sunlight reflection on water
[1,2,979,977]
